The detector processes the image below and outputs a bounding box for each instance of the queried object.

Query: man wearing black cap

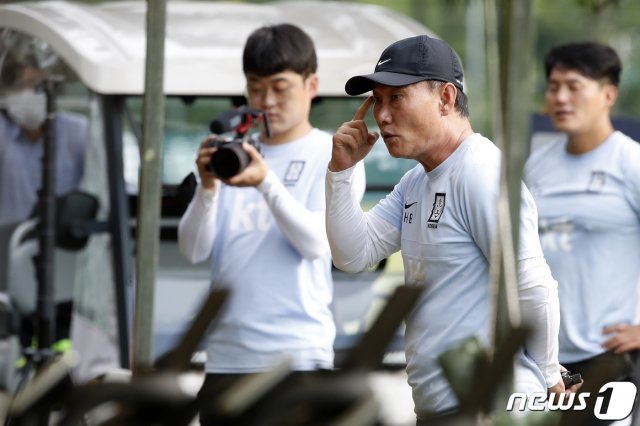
[325,35,566,420]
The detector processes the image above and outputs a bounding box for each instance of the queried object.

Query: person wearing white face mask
[0,64,88,226]
[4,88,47,132]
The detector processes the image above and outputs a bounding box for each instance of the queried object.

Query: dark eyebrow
[547,77,584,86]
[248,75,291,84]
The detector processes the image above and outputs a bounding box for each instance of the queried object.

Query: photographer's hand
[329,96,379,172]
[196,136,220,191]
[223,143,268,187]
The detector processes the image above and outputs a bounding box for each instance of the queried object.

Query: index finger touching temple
[353,96,373,121]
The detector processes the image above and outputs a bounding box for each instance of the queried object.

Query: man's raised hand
[329,96,379,172]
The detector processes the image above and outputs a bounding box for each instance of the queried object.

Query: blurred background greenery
[339,0,640,136]
[13,0,636,137]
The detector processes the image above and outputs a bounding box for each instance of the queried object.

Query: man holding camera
[178,24,364,425]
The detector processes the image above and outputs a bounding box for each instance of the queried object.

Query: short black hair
[544,42,621,86]
[242,24,317,78]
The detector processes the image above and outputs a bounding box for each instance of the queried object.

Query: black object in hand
[562,370,583,387]
[206,107,270,179]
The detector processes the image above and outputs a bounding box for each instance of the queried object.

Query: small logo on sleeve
[427,193,446,228]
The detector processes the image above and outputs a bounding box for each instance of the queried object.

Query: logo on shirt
[427,193,446,229]
[284,161,305,185]
[404,201,417,209]
[539,218,574,252]
[403,201,417,224]
[587,171,606,193]
[229,192,270,232]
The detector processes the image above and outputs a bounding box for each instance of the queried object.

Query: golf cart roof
[0,0,433,96]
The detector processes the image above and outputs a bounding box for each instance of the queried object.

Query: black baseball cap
[345,35,464,96]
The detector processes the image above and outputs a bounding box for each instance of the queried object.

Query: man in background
[0,53,87,226]
[525,41,640,425]
[0,39,88,348]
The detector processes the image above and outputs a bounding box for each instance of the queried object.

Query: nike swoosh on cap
[404,202,417,209]
[377,58,391,66]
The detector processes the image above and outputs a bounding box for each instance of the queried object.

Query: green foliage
[438,336,490,406]
[357,0,640,126]
[534,0,640,118]
[66,0,640,123]
[575,0,620,13]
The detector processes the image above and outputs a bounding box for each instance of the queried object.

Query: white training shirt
[179,128,365,372]
[326,133,560,414]
[525,131,640,363]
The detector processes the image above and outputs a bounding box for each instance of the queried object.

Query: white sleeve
[325,165,400,273]
[518,255,561,387]
[352,160,367,203]
[178,184,218,264]
[257,170,328,260]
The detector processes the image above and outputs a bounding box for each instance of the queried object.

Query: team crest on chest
[587,171,606,193]
[427,193,446,229]
[284,161,305,185]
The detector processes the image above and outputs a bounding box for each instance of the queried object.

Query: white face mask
[5,89,47,131]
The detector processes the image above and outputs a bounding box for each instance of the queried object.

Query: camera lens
[209,144,251,179]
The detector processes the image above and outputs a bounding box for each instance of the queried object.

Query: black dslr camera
[205,106,271,179]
